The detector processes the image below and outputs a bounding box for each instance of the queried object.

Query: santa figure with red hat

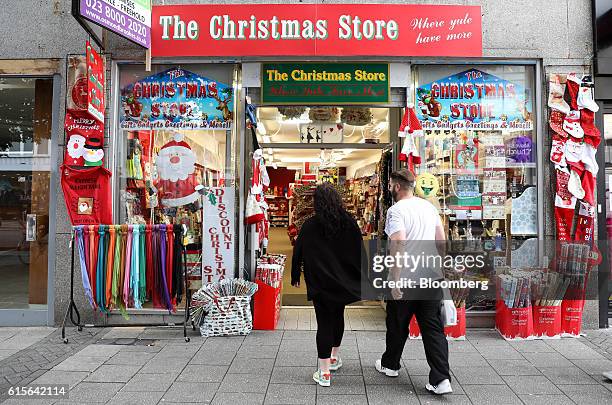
[154,132,201,207]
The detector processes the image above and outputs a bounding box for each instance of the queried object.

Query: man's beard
[391,188,398,202]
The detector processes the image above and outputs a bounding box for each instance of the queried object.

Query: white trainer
[425,379,453,395]
[329,356,343,371]
[603,371,612,381]
[375,359,399,377]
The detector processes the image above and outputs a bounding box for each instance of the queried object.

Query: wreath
[341,107,372,126]
[277,106,307,119]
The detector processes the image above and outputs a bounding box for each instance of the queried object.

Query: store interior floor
[271,226,384,332]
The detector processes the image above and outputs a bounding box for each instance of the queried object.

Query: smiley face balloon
[415,173,440,199]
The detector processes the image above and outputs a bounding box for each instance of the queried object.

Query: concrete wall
[0,0,599,327]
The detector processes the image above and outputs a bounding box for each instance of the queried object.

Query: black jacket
[291,215,364,304]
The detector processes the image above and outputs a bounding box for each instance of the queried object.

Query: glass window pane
[117,64,238,304]
[414,65,537,311]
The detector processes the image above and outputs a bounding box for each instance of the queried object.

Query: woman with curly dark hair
[291,182,364,387]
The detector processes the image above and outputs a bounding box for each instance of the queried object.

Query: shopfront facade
[66,0,598,329]
[0,1,599,328]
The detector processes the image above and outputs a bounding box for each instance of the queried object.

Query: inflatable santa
[155,133,200,207]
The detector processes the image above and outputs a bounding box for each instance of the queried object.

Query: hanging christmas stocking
[555,167,577,241]
[577,78,599,112]
[575,201,595,242]
[567,169,585,200]
[580,109,601,148]
[580,170,596,207]
[550,134,567,167]
[563,110,584,139]
[566,73,581,110]
[580,143,598,207]
[548,74,570,114]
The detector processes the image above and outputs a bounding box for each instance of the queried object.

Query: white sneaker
[425,379,453,395]
[313,369,331,387]
[375,359,399,377]
[329,356,343,371]
[603,371,612,381]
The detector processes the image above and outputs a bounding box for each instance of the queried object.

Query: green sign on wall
[261,63,390,105]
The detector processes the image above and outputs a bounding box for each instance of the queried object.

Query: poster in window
[454,175,481,207]
[416,69,533,131]
[505,135,534,164]
[482,194,507,220]
[120,68,233,130]
[454,142,478,174]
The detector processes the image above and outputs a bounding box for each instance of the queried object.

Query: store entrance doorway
[0,77,54,325]
[254,106,399,307]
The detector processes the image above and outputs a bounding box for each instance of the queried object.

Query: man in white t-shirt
[375,169,452,395]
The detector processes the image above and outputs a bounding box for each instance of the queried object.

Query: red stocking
[574,201,595,242]
[555,168,576,241]
[580,109,601,148]
[580,171,596,206]
[566,74,580,110]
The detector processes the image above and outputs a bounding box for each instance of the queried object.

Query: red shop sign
[152,4,482,57]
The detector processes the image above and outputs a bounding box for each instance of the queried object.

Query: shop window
[256,106,390,144]
[0,77,54,309]
[413,64,538,311]
[0,78,52,157]
[117,64,239,300]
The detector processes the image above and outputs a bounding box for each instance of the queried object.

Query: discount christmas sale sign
[151,4,482,57]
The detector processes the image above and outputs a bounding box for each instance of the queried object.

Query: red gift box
[253,280,282,330]
[496,301,534,340]
[532,305,561,339]
[561,299,584,337]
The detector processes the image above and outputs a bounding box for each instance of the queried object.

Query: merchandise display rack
[60,229,193,344]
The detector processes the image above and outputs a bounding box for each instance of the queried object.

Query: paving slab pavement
[1,326,612,404]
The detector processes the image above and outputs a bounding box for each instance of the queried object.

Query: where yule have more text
[158,14,474,42]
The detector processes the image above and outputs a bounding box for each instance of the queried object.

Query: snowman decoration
[83,137,104,167]
[154,133,200,207]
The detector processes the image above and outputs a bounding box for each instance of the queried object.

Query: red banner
[60,165,112,226]
[63,109,105,167]
[86,41,105,123]
[152,4,482,57]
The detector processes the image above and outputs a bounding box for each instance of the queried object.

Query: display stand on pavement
[60,228,193,344]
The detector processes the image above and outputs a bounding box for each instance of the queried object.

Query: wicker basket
[191,279,258,337]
